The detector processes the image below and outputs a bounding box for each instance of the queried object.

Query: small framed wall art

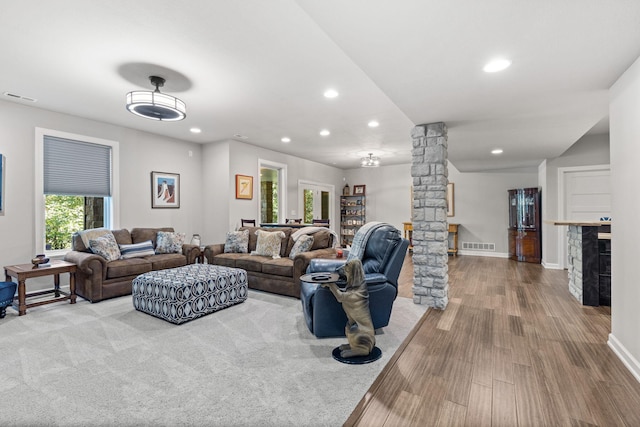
[447,182,455,217]
[236,174,253,199]
[151,171,180,208]
[353,184,366,195]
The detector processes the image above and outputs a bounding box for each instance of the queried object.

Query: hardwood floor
[346,255,640,426]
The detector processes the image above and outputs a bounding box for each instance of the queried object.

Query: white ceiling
[2,1,640,171]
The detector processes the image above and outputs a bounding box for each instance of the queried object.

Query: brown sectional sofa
[204,226,336,298]
[64,227,201,303]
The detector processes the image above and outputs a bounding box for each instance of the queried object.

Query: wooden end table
[4,260,77,316]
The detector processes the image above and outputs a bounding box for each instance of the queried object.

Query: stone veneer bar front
[553,220,610,306]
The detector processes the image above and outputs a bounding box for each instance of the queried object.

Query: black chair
[241,219,256,227]
[300,223,409,337]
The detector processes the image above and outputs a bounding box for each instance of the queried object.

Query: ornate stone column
[411,122,449,309]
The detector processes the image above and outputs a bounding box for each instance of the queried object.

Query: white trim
[297,179,335,230]
[557,164,610,269]
[457,250,509,258]
[541,260,562,270]
[257,158,287,224]
[608,333,640,384]
[35,127,120,256]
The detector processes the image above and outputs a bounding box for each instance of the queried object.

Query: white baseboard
[456,250,509,258]
[608,333,640,384]
[541,260,562,270]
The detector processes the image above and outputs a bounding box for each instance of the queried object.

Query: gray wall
[0,100,203,270]
[610,53,640,380]
[202,139,344,244]
[541,133,610,267]
[344,162,538,256]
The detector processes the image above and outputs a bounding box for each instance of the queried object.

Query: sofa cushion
[224,229,250,253]
[119,240,155,259]
[88,232,121,262]
[155,231,186,254]
[131,227,174,246]
[310,230,332,250]
[253,230,285,258]
[236,255,267,273]
[112,229,133,245]
[241,226,292,257]
[262,257,294,277]
[78,227,110,248]
[289,235,314,259]
[106,258,152,279]
[212,253,247,268]
[146,253,187,270]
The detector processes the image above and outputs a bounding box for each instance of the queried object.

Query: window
[258,159,286,225]
[35,128,119,255]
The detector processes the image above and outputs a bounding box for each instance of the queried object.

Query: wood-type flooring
[346,255,640,426]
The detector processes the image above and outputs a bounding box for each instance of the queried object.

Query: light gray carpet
[0,290,427,427]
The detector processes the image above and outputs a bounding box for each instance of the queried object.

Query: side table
[4,260,77,316]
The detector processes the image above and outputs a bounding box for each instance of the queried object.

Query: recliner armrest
[365,272,388,285]
[306,258,346,273]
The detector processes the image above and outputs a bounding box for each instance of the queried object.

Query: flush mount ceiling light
[368,120,379,128]
[361,153,380,167]
[491,148,504,155]
[323,89,339,98]
[126,76,186,121]
[281,137,291,143]
[483,58,512,73]
[319,129,331,136]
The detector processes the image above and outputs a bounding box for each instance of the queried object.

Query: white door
[558,165,611,268]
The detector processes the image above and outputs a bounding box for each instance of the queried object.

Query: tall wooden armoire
[508,187,541,263]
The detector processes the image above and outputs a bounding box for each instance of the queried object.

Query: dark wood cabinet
[508,188,541,263]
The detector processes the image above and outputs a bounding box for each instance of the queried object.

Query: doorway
[259,160,287,224]
[298,180,333,226]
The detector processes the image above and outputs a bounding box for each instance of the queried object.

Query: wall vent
[3,92,37,102]
[462,242,495,251]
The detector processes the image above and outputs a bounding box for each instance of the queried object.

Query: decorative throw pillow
[88,232,121,262]
[224,229,250,253]
[155,231,186,254]
[78,227,110,249]
[289,235,314,259]
[253,230,285,259]
[119,240,155,259]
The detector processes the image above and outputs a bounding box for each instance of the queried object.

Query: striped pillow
[119,240,155,259]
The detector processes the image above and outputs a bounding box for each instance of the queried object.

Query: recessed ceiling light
[281,137,291,143]
[368,120,379,128]
[483,58,512,73]
[319,129,330,136]
[233,134,249,139]
[190,127,201,134]
[323,89,339,98]
[491,148,504,155]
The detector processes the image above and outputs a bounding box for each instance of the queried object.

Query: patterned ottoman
[132,264,248,324]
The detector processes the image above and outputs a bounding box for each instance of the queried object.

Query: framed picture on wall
[151,171,180,208]
[447,182,455,217]
[353,184,366,195]
[236,174,253,199]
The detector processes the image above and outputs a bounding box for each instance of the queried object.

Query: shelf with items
[340,194,366,247]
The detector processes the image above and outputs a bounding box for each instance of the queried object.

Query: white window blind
[43,135,112,196]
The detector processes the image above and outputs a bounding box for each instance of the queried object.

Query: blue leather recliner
[300,223,409,337]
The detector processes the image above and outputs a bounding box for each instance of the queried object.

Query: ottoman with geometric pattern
[132,264,248,324]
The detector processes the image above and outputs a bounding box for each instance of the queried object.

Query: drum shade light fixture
[126,76,186,121]
[361,153,380,167]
